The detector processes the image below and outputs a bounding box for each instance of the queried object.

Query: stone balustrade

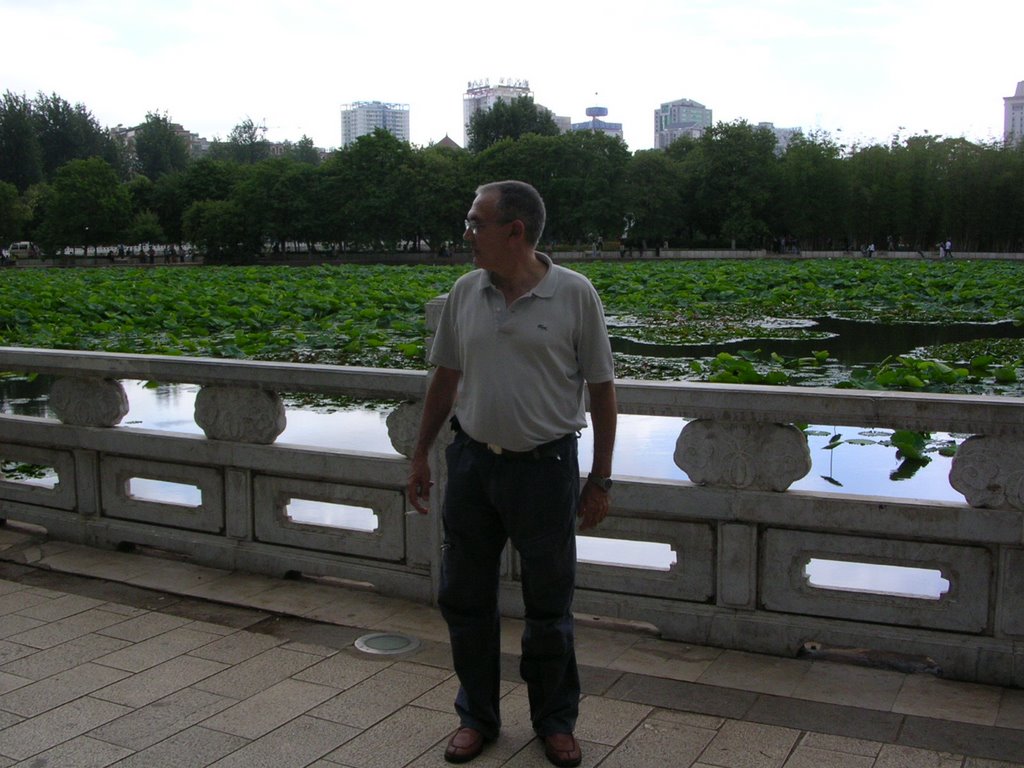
[1,339,1022,687]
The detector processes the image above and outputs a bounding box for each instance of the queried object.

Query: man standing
[407,180,617,766]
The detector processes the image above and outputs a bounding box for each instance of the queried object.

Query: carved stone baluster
[49,377,129,427]
[194,386,286,444]
[949,435,1024,511]
[674,419,812,491]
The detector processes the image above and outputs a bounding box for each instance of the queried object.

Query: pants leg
[504,438,581,736]
[438,433,507,739]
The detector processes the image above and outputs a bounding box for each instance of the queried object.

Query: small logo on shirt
[537,324,548,331]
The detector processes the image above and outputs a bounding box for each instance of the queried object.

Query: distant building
[109,122,210,158]
[1005,81,1024,145]
[757,122,802,153]
[654,98,712,148]
[570,107,623,140]
[340,101,410,147]
[462,78,569,143]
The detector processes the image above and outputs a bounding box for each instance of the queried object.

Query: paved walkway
[1,524,1022,767]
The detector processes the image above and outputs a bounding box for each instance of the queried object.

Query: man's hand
[406,456,432,514]
[577,482,609,531]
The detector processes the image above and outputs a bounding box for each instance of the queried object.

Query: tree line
[2,91,1023,262]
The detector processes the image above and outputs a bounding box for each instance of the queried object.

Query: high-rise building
[570,106,623,140]
[340,101,410,147]
[654,98,712,149]
[1004,81,1024,145]
[462,78,532,144]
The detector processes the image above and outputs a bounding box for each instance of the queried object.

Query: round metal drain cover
[354,632,420,655]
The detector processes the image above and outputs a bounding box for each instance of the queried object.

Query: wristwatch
[587,473,613,492]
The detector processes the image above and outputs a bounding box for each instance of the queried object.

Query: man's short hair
[476,180,546,246]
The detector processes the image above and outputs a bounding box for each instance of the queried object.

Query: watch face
[589,474,612,491]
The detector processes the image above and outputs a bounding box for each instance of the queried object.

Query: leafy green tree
[133,112,190,180]
[285,136,322,165]
[210,118,271,165]
[232,158,318,251]
[407,144,472,252]
[125,210,166,245]
[31,92,117,179]
[0,92,43,191]
[38,158,130,255]
[622,150,687,247]
[0,180,30,244]
[467,95,560,153]
[321,129,416,249]
[678,121,781,248]
[777,131,849,249]
[182,199,258,263]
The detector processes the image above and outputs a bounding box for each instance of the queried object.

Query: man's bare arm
[406,366,461,513]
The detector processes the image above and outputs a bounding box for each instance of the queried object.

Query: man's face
[464,192,512,269]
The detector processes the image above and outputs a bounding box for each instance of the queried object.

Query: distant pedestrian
[944,239,953,259]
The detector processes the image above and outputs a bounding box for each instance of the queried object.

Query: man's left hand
[578,482,609,531]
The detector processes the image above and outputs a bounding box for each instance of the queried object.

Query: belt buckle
[486,443,503,455]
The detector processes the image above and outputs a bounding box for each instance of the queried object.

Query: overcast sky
[2,0,1020,152]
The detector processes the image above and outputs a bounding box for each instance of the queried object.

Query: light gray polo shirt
[429,253,615,451]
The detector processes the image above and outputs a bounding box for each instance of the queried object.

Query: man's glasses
[465,218,513,235]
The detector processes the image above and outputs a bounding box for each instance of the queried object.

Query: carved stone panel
[674,419,811,491]
[194,386,286,444]
[49,376,128,427]
[386,401,423,459]
[949,435,1024,511]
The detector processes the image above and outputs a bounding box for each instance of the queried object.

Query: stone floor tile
[501,738,612,767]
[0,589,51,617]
[323,705,460,768]
[646,707,726,731]
[964,760,1024,768]
[310,665,450,729]
[92,654,228,708]
[899,717,1024,765]
[745,694,904,743]
[382,603,450,643]
[610,637,721,682]
[875,744,964,768]
[0,640,35,667]
[93,626,222,673]
[293,648,394,690]
[206,714,360,768]
[0,696,131,760]
[0,661,128,717]
[391,660,452,683]
[101,724,248,768]
[160,596,270,631]
[0,614,43,640]
[248,614,363,651]
[95,610,191,642]
[799,732,884,758]
[187,628,283,664]
[604,673,758,720]
[574,694,651,746]
[698,650,812,697]
[302,591,404,628]
[191,646,324,699]
[0,633,130,680]
[573,621,644,668]
[13,593,105,622]
[181,571,281,604]
[0,670,30,697]
[791,660,906,711]
[7,734,132,767]
[241,581,356,617]
[4,608,127,650]
[893,674,1002,725]
[697,720,801,768]
[996,687,1024,730]
[596,715,717,768]
[783,745,875,768]
[126,561,233,595]
[35,546,151,584]
[88,687,238,751]
[201,677,339,739]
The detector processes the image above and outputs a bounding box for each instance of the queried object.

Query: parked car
[6,241,40,259]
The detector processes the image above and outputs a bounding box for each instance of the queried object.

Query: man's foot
[543,732,582,767]
[444,727,486,763]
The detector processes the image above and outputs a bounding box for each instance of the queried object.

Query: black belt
[451,417,569,461]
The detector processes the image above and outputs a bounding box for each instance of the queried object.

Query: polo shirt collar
[482,251,557,298]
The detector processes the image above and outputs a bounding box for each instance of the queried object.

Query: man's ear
[508,219,524,240]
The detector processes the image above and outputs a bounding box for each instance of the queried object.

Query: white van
[6,241,38,259]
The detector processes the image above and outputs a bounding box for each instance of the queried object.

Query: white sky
[2,0,1020,152]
